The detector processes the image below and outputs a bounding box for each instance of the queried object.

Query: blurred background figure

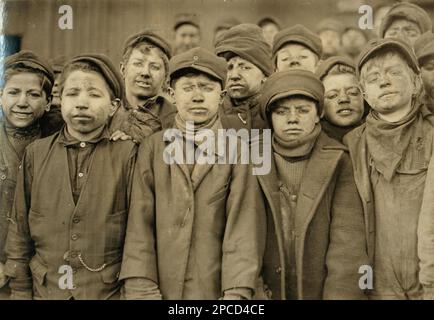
[373,2,394,37]
[48,55,66,110]
[214,17,241,43]
[414,31,434,114]
[316,18,344,59]
[173,13,201,55]
[257,16,281,46]
[341,24,374,62]
[379,2,432,47]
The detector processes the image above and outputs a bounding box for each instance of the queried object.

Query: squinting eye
[29,92,41,98]
[150,65,161,71]
[326,94,338,100]
[133,62,143,67]
[298,109,310,114]
[183,86,194,92]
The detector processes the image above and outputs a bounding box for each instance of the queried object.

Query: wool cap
[316,56,356,80]
[214,23,273,76]
[273,24,323,59]
[260,69,324,120]
[316,18,344,35]
[356,37,420,78]
[379,2,432,38]
[174,13,200,30]
[123,29,172,59]
[169,47,227,86]
[4,50,55,87]
[414,31,434,63]
[65,54,124,100]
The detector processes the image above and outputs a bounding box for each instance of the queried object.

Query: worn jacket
[5,130,137,299]
[260,132,369,300]
[120,130,266,299]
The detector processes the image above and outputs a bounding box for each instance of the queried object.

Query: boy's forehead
[64,70,108,88]
[129,44,163,61]
[387,18,420,30]
[228,56,252,66]
[176,73,218,84]
[363,52,408,72]
[275,96,315,106]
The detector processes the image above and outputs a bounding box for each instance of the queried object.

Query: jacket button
[71,234,78,241]
[79,142,86,148]
[73,218,80,224]
[0,174,6,180]
[70,251,77,258]
[275,266,282,274]
[71,285,77,290]
[290,195,297,201]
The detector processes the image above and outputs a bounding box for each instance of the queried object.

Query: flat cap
[316,56,355,80]
[214,23,273,76]
[414,31,434,63]
[356,37,420,78]
[169,47,227,86]
[174,13,200,30]
[123,29,172,59]
[260,69,324,120]
[380,2,432,38]
[4,50,55,87]
[66,54,124,100]
[273,24,323,60]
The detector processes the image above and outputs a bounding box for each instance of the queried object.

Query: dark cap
[4,50,55,87]
[169,47,227,86]
[273,24,323,60]
[123,29,172,59]
[380,2,432,38]
[174,13,200,31]
[414,31,434,63]
[356,37,420,78]
[260,70,324,120]
[214,23,273,76]
[66,54,124,100]
[316,56,355,80]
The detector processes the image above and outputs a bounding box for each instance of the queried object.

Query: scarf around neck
[366,100,422,181]
[174,112,221,146]
[272,123,321,160]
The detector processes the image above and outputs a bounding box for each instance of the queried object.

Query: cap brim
[171,64,223,84]
[268,89,319,107]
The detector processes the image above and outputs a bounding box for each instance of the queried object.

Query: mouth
[72,115,93,121]
[11,111,33,119]
[189,107,208,114]
[229,83,244,90]
[379,91,398,99]
[284,128,303,133]
[135,80,152,88]
[336,108,355,116]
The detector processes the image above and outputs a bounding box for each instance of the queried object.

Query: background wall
[2,0,434,65]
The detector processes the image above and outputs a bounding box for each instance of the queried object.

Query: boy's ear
[109,98,121,117]
[219,89,227,104]
[168,87,175,101]
[45,101,51,112]
[120,63,126,79]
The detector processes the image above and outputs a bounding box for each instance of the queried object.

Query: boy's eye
[182,86,194,92]
[347,89,360,96]
[150,64,161,71]
[29,92,41,98]
[133,61,143,67]
[241,65,251,71]
[298,108,310,114]
[366,74,379,83]
[326,93,338,100]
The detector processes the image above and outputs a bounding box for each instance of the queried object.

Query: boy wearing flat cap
[110,29,177,143]
[173,13,201,56]
[316,18,344,59]
[344,38,434,300]
[316,56,366,142]
[257,17,281,46]
[257,70,368,300]
[415,31,434,115]
[4,54,137,299]
[273,24,323,73]
[380,2,432,47]
[215,23,272,131]
[120,47,266,300]
[0,50,55,299]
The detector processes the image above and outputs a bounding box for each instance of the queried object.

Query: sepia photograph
[1,0,434,312]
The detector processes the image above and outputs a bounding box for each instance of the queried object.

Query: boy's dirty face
[319,30,341,56]
[226,56,265,100]
[276,43,318,72]
[172,73,222,125]
[360,53,416,118]
[61,70,116,137]
[384,19,421,46]
[323,73,364,127]
[271,96,319,142]
[122,44,166,102]
[420,55,434,98]
[0,72,48,128]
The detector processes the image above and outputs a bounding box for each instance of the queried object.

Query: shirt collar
[58,125,110,147]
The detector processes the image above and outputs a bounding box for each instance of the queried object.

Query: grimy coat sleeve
[221,140,267,297]
[323,153,369,300]
[119,138,161,299]
[4,147,35,299]
[418,130,434,300]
